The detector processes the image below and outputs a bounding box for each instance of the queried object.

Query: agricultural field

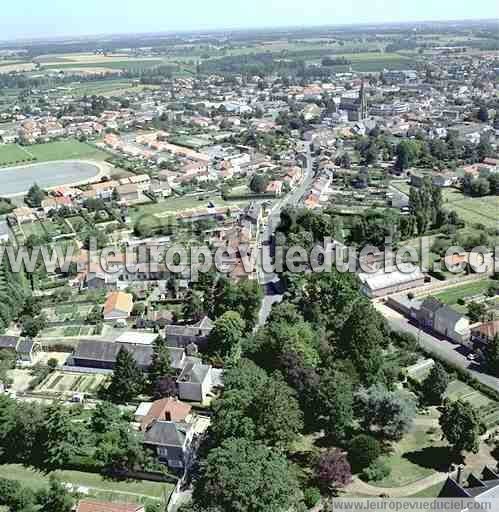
[65,79,159,97]
[32,52,164,72]
[445,195,499,229]
[35,371,107,395]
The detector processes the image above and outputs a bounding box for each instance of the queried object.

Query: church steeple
[358,80,367,120]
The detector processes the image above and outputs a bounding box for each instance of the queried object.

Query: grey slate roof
[143,420,190,447]
[435,304,464,325]
[177,361,210,384]
[421,296,443,313]
[73,340,185,369]
[0,336,19,350]
[16,340,36,354]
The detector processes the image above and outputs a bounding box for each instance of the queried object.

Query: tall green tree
[318,369,354,443]
[40,403,82,472]
[193,438,303,512]
[439,400,482,455]
[208,311,246,359]
[355,384,417,441]
[106,347,145,404]
[36,476,75,512]
[338,300,387,385]
[422,362,449,405]
[148,336,176,397]
[484,335,499,377]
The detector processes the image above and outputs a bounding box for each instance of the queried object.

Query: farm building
[72,340,185,371]
[359,267,425,298]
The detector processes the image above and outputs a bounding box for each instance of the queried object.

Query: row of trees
[0,475,75,512]
[0,394,153,477]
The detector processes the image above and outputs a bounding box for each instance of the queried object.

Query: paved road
[377,302,499,393]
[256,142,315,327]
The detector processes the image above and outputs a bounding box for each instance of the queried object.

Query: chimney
[457,464,465,484]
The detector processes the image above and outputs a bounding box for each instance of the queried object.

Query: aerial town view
[0,1,498,511]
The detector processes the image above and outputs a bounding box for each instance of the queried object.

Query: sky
[1,0,498,40]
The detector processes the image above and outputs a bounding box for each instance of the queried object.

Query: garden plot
[445,380,499,428]
[43,303,93,323]
[36,371,106,395]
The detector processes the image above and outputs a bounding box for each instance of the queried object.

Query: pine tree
[107,347,145,404]
[148,336,176,398]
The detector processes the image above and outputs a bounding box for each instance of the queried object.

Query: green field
[0,140,108,168]
[26,140,109,162]
[392,183,499,229]
[42,59,163,71]
[66,80,160,97]
[0,464,173,504]
[372,420,447,488]
[0,144,35,166]
[130,195,250,229]
[433,279,492,305]
[445,195,499,229]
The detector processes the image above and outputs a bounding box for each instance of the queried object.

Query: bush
[348,435,381,471]
[303,487,321,508]
[47,358,58,371]
[361,460,391,482]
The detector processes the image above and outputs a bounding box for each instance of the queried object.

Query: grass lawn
[446,195,499,229]
[433,279,492,305]
[0,464,173,502]
[391,182,498,229]
[25,140,109,162]
[371,422,449,488]
[0,143,35,166]
[409,481,446,497]
[21,221,46,238]
[0,140,108,167]
[130,195,250,228]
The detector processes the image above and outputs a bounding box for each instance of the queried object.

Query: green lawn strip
[0,464,172,500]
[0,144,36,166]
[433,279,491,305]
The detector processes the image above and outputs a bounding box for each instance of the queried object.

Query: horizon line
[1,16,498,46]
